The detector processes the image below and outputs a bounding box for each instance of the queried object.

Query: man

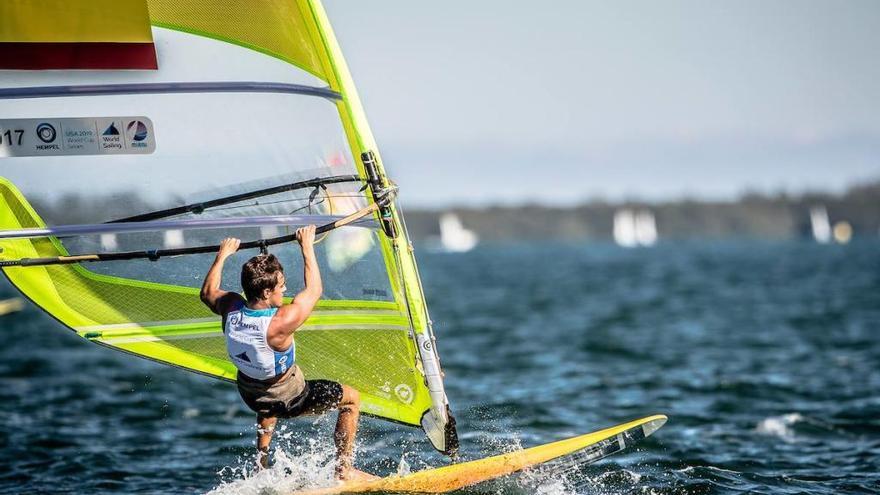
[200,225,375,480]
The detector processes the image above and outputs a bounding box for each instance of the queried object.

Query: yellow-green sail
[0,0,457,454]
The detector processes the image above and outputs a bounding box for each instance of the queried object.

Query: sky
[324,0,880,207]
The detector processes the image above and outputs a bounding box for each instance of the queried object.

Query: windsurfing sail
[0,0,458,454]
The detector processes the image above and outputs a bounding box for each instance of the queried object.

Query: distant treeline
[404,180,880,241]
[29,179,880,241]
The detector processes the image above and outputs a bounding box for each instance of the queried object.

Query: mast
[303,0,459,455]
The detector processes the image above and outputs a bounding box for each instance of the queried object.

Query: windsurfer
[200,226,376,481]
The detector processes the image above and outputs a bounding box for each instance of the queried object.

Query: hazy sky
[324,0,880,206]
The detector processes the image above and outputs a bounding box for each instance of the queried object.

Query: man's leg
[334,385,362,479]
[301,381,376,480]
[256,414,277,469]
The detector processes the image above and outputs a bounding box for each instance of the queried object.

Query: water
[1,240,878,494]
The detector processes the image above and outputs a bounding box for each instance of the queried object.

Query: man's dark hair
[241,254,284,301]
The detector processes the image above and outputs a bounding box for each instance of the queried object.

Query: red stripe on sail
[0,42,157,70]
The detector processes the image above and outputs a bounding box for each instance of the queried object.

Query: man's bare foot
[337,468,379,482]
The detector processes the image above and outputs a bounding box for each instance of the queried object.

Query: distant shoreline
[404,180,880,242]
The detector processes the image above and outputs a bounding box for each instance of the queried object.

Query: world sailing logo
[100,121,124,151]
[103,122,120,136]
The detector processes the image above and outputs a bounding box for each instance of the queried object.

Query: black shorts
[236,366,344,419]
[286,379,344,418]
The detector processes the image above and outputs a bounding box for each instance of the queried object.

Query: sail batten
[0,214,376,240]
[0,82,341,101]
[108,174,362,223]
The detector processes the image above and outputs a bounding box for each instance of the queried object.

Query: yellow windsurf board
[294,414,667,495]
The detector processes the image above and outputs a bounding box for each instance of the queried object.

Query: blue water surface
[0,240,878,494]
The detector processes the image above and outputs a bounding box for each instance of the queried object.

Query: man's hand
[269,224,322,338]
[202,237,241,315]
[296,225,316,250]
[218,237,240,259]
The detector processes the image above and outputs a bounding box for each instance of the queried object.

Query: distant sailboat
[260,225,281,239]
[614,209,657,247]
[163,229,185,249]
[832,221,853,244]
[438,213,478,252]
[809,206,831,244]
[613,209,638,248]
[100,233,118,251]
[635,210,657,247]
[0,298,24,316]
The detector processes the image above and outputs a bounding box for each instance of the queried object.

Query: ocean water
[0,240,878,494]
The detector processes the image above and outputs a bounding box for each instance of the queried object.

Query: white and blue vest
[224,301,295,380]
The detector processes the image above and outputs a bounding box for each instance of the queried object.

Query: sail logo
[103,123,120,136]
[34,123,60,150]
[36,123,56,143]
[63,127,96,151]
[99,121,124,151]
[126,120,149,147]
[375,381,396,401]
[394,384,414,404]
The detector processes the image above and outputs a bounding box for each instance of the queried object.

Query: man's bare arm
[200,237,241,315]
[274,226,322,333]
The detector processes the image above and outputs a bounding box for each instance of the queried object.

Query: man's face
[265,273,287,307]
